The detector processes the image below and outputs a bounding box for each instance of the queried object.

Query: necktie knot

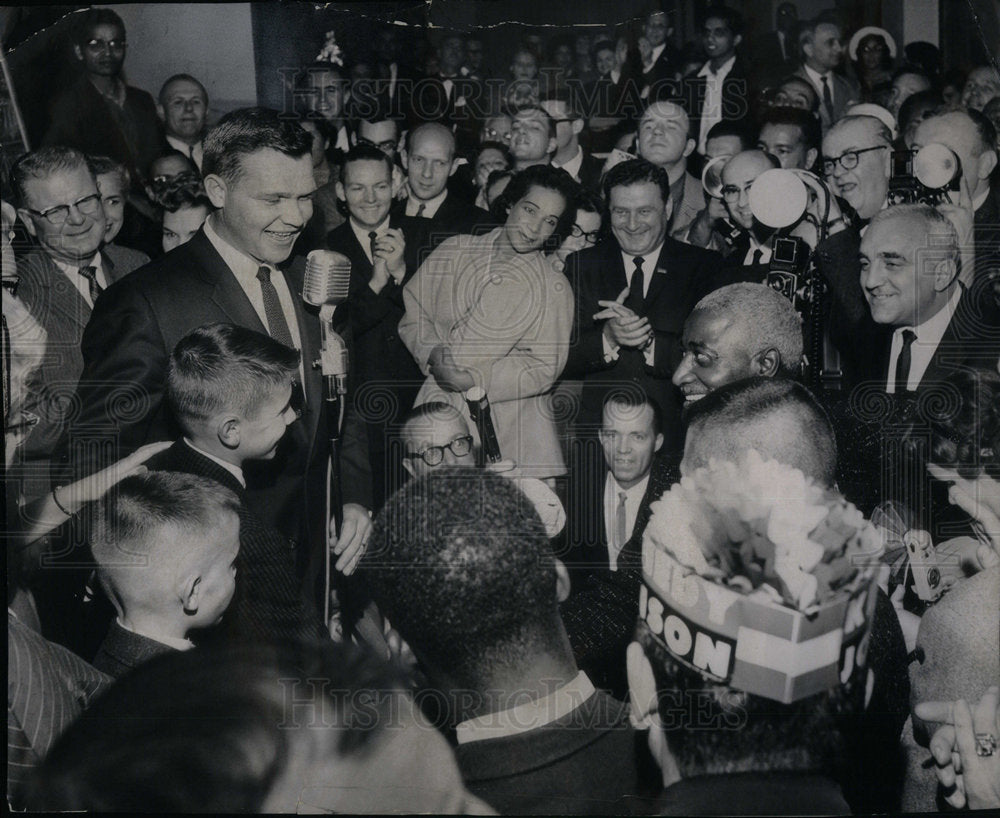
[255,265,271,284]
[78,265,103,303]
[415,203,427,218]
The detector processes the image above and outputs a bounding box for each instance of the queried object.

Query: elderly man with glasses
[10,146,135,497]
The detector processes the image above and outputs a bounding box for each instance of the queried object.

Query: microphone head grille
[303,250,352,306]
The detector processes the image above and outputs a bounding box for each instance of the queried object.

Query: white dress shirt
[886,286,961,393]
[741,232,773,266]
[603,472,650,571]
[454,671,596,744]
[802,64,833,106]
[165,134,204,171]
[553,146,584,182]
[52,252,108,308]
[405,187,448,218]
[349,216,391,265]
[203,216,304,383]
[697,55,737,154]
[601,246,664,366]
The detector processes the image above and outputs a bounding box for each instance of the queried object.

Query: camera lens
[927,567,941,588]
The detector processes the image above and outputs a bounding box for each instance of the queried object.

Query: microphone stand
[314,303,349,627]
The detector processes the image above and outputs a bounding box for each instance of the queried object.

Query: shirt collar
[802,63,828,86]
[973,187,990,212]
[698,54,736,79]
[407,186,449,217]
[204,214,270,281]
[607,471,651,501]
[899,284,961,342]
[651,43,666,64]
[51,251,102,277]
[349,215,390,260]
[166,133,202,154]
[620,241,665,271]
[116,618,194,651]
[552,145,584,179]
[454,671,596,744]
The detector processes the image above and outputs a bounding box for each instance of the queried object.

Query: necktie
[415,203,427,218]
[821,75,834,121]
[626,256,645,315]
[614,491,628,568]
[78,265,103,304]
[368,230,378,261]
[751,248,764,267]
[894,329,917,394]
[255,266,295,348]
[188,143,196,162]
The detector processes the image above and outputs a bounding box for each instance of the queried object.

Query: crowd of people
[4,3,1000,813]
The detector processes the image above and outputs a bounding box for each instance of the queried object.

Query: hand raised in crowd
[596,286,654,349]
[926,463,1000,571]
[916,686,1000,810]
[329,502,372,576]
[428,344,476,392]
[369,227,406,292]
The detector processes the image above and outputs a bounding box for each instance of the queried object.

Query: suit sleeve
[563,254,617,377]
[66,280,170,478]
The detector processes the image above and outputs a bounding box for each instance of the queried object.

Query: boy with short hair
[154,321,323,643]
[91,471,241,677]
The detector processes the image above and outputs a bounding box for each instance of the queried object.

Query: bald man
[396,122,491,248]
[716,150,781,278]
[635,101,705,242]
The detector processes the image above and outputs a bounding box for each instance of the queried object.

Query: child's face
[188,513,240,626]
[162,204,210,252]
[240,382,297,461]
[97,172,126,242]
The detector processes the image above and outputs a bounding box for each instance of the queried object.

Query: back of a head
[202,107,312,185]
[683,376,837,487]
[23,641,408,812]
[693,283,804,377]
[361,468,560,689]
[167,322,300,433]
[89,470,241,605]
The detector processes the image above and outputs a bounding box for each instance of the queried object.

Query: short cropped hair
[167,322,300,431]
[602,387,663,436]
[684,376,837,487]
[158,73,208,107]
[24,641,407,812]
[401,401,464,437]
[361,468,560,690]
[89,471,240,602]
[340,142,394,180]
[706,119,756,151]
[692,283,804,376]
[202,107,312,185]
[153,174,213,215]
[87,155,130,193]
[759,105,822,152]
[10,146,92,208]
[603,158,672,209]
[830,114,893,147]
[702,4,744,37]
[73,7,125,45]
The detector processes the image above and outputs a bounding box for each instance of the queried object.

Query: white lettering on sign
[641,587,735,680]
[694,631,733,678]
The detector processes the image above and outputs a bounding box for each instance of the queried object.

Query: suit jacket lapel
[37,253,92,332]
[186,230,268,333]
[644,243,673,307]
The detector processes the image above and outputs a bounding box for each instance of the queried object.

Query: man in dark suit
[359,468,655,814]
[559,390,674,697]
[751,1,800,91]
[794,17,858,135]
[43,8,163,195]
[540,94,604,193]
[328,144,428,509]
[396,123,490,253]
[563,158,723,455]
[11,146,134,497]
[642,8,681,100]
[67,108,373,592]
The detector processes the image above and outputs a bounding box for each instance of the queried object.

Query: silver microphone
[302,250,352,307]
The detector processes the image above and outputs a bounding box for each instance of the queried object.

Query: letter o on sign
[663,615,692,657]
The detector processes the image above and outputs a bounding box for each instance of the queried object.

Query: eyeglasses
[720,182,755,202]
[570,223,601,244]
[821,145,887,175]
[85,38,126,52]
[357,136,398,153]
[404,434,473,466]
[24,194,102,226]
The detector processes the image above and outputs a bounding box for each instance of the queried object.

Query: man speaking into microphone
[68,107,373,595]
